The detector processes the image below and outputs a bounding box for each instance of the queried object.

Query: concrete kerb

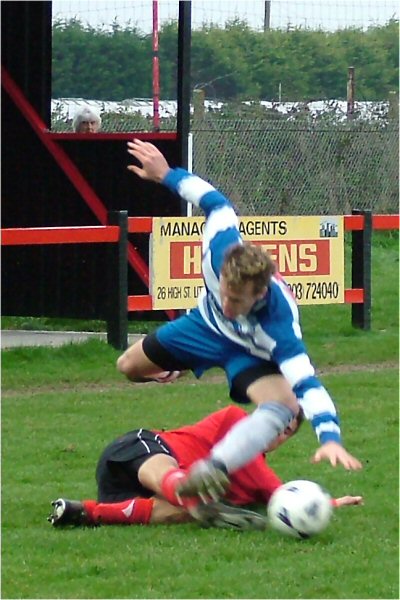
[1,330,143,349]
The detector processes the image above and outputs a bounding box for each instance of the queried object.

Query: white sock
[210,402,294,473]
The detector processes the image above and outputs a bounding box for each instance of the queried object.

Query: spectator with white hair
[73,106,102,133]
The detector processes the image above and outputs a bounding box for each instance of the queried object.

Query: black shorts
[230,363,282,403]
[142,332,190,372]
[95,429,174,502]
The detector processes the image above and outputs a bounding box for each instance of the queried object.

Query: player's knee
[247,384,297,412]
[116,353,125,373]
[116,352,133,376]
[257,395,297,412]
[273,393,298,416]
[116,347,154,381]
[283,392,299,414]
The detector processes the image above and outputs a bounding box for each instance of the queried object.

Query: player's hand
[311,441,363,470]
[127,139,171,183]
[333,495,364,507]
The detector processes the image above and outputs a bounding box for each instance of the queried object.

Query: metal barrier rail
[2,211,399,348]
[1,213,127,349]
[344,214,399,230]
[1,226,120,245]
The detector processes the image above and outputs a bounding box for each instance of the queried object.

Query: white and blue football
[267,480,333,539]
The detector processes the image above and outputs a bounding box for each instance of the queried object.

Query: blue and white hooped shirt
[162,168,341,446]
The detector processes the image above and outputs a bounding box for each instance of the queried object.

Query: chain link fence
[51,101,398,216]
[191,116,399,216]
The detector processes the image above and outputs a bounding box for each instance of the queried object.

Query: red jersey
[157,406,283,506]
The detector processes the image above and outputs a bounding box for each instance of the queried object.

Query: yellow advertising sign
[151,216,344,309]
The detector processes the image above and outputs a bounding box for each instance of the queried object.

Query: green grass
[1,315,164,334]
[1,232,399,598]
[1,370,399,599]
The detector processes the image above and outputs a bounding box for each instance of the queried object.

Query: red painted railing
[1,212,398,345]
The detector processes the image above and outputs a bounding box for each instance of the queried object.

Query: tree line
[52,18,398,102]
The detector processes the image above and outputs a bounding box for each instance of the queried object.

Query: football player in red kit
[48,406,362,531]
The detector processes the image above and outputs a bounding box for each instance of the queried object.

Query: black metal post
[174,0,192,321]
[177,0,192,177]
[106,210,128,349]
[351,209,372,330]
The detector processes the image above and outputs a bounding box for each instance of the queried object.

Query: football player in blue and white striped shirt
[117,139,362,503]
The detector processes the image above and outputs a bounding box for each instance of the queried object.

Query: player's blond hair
[221,243,276,294]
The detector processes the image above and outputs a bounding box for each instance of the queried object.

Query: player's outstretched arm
[127,139,171,183]
[332,495,364,507]
[311,441,363,470]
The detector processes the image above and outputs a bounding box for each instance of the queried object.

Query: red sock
[83,498,154,525]
[82,499,97,523]
[160,468,187,506]
[160,468,200,514]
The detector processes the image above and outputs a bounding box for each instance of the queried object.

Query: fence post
[351,208,372,330]
[388,90,399,123]
[347,66,355,120]
[106,210,128,350]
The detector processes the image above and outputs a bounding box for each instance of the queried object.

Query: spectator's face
[78,120,99,133]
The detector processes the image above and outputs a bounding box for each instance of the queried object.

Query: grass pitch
[2,233,398,599]
[1,368,398,599]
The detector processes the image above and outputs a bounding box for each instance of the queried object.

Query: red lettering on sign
[170,242,202,278]
[169,240,331,278]
[255,240,330,276]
